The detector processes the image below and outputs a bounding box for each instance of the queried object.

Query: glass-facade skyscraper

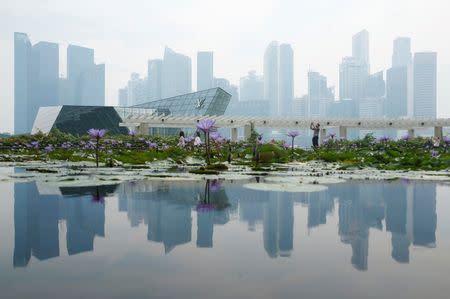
[414,52,437,118]
[162,47,192,99]
[197,51,214,91]
[278,44,294,117]
[14,32,32,135]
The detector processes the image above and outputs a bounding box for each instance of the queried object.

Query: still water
[0,168,450,299]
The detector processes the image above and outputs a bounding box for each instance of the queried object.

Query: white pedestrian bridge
[120,114,450,141]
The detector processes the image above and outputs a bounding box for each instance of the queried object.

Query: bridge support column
[434,126,443,140]
[320,128,327,145]
[244,123,253,140]
[339,126,347,140]
[408,129,415,138]
[231,128,238,142]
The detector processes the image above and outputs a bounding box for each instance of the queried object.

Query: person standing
[310,122,320,148]
[178,131,186,148]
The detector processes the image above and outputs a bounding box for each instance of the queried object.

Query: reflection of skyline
[13,182,111,267]
[12,179,438,271]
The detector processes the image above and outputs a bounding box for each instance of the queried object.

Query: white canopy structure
[120,114,450,141]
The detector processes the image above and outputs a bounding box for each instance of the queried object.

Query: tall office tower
[308,71,332,118]
[79,64,105,106]
[387,37,413,118]
[339,57,367,112]
[118,88,128,106]
[14,32,32,134]
[197,51,214,91]
[66,45,105,106]
[30,41,59,129]
[147,59,162,101]
[413,52,437,118]
[162,47,192,98]
[126,73,148,106]
[392,37,412,67]
[386,67,408,117]
[278,44,294,117]
[239,71,264,101]
[352,30,370,69]
[366,71,385,98]
[264,41,279,116]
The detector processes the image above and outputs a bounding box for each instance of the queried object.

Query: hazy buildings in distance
[413,52,437,118]
[239,71,264,101]
[14,33,59,134]
[162,47,192,99]
[14,33,105,134]
[197,51,214,91]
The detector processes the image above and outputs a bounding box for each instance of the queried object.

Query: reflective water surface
[1,170,450,299]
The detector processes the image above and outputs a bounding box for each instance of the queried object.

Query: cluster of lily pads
[0,119,449,171]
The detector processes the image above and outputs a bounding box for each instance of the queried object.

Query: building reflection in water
[13,182,115,267]
[13,178,438,271]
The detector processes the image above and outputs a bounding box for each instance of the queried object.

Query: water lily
[195,119,216,165]
[128,129,137,137]
[44,144,54,153]
[287,130,299,158]
[87,128,106,167]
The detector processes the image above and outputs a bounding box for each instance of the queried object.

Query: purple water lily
[287,130,299,157]
[209,179,221,192]
[88,128,106,139]
[195,119,217,165]
[128,129,137,137]
[196,119,216,133]
[44,144,54,153]
[379,136,390,143]
[87,128,106,167]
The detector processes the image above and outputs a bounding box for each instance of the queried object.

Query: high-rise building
[366,71,385,98]
[147,59,162,101]
[386,67,408,117]
[118,88,128,106]
[239,71,264,101]
[29,41,59,130]
[352,30,370,68]
[413,52,437,118]
[126,73,148,106]
[278,44,294,117]
[339,56,367,109]
[79,64,105,106]
[162,47,192,98]
[392,37,412,68]
[387,37,413,118]
[66,45,105,106]
[264,41,279,116]
[308,71,333,118]
[14,32,32,134]
[197,51,214,91]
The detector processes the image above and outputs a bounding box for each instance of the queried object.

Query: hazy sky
[1,0,450,133]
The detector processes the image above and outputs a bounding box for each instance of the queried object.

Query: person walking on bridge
[310,122,320,148]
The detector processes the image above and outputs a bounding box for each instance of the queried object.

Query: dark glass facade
[134,88,231,116]
[31,88,231,136]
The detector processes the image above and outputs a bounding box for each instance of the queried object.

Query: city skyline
[2,0,450,132]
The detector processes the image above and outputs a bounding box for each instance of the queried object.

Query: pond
[0,167,449,299]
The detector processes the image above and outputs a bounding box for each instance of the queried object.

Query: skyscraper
[162,47,192,98]
[392,37,412,68]
[66,45,105,106]
[79,64,105,106]
[308,71,332,118]
[387,37,413,118]
[197,51,214,91]
[339,56,367,108]
[278,44,294,117]
[352,30,370,69]
[147,59,162,101]
[29,41,59,130]
[14,32,32,135]
[264,41,279,116]
[413,52,437,118]
[239,71,264,101]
